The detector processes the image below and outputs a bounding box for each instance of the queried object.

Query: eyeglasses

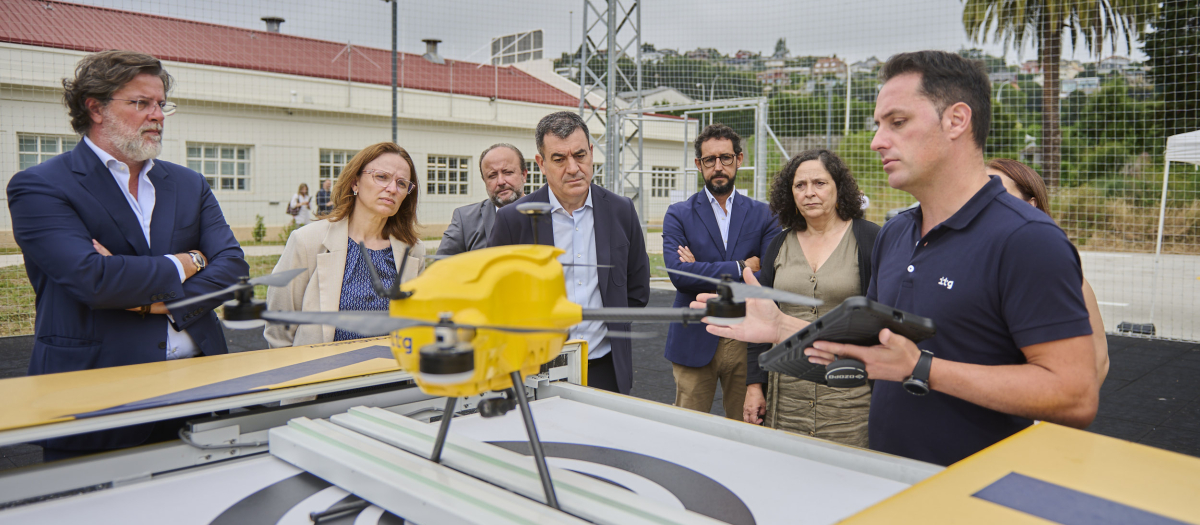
[110,98,177,116]
[700,154,737,168]
[362,169,415,193]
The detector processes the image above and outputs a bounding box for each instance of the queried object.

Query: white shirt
[704,187,738,248]
[547,188,610,360]
[83,136,198,360]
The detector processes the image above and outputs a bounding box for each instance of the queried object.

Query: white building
[0,0,691,242]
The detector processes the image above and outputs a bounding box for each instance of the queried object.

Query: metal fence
[0,0,1196,340]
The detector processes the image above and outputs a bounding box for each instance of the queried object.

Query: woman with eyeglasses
[746,149,878,447]
[266,142,426,347]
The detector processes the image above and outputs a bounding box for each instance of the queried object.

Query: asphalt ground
[2,288,1198,472]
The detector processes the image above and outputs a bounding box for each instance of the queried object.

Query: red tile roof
[0,0,579,108]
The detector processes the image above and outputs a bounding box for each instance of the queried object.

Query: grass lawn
[0,255,285,337]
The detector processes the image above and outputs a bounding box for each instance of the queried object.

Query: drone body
[389,245,582,397]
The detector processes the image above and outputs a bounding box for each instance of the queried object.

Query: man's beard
[705,173,736,196]
[100,107,162,162]
[489,185,524,208]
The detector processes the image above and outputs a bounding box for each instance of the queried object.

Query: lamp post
[381,0,398,143]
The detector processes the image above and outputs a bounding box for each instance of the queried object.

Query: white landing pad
[450,397,910,525]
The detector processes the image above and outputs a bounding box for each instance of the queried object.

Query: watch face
[903,378,929,396]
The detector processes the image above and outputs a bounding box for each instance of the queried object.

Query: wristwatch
[188,251,207,272]
[736,260,746,274]
[902,349,934,396]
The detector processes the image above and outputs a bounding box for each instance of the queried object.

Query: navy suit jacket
[487,185,650,394]
[662,191,779,367]
[7,141,248,449]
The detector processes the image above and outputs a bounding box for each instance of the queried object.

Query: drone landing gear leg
[430,396,457,463]
[509,371,560,510]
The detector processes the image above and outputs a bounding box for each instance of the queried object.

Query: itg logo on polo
[938,277,954,290]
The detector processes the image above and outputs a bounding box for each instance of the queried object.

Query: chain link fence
[1,0,1197,340]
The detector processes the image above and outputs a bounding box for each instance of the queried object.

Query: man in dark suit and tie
[488,112,650,394]
[7,50,247,458]
[438,143,528,256]
[663,124,779,418]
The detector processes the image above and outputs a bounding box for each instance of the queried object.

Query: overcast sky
[83,0,1145,64]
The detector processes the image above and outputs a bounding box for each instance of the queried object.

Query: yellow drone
[167,202,820,510]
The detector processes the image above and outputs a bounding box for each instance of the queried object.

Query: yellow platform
[0,338,401,433]
[844,422,1200,524]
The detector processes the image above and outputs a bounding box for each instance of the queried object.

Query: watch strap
[911,350,933,383]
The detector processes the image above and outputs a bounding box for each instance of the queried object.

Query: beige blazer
[264,218,426,348]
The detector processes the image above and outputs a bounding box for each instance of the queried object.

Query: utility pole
[381,0,398,143]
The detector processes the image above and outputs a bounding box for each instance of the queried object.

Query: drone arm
[581,307,707,323]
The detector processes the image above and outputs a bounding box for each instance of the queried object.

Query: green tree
[1143,0,1200,140]
[773,38,790,59]
[962,0,1158,187]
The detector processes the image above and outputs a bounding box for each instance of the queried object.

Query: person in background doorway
[289,183,313,226]
[316,179,333,216]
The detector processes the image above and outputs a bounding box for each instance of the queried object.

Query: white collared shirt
[83,136,198,360]
[705,187,738,249]
[547,188,610,360]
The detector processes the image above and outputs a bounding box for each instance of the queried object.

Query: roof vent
[261,17,285,33]
[422,39,445,65]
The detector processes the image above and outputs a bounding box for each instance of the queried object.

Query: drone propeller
[357,241,414,300]
[424,253,612,269]
[604,330,658,340]
[167,268,307,310]
[257,310,567,337]
[660,267,823,307]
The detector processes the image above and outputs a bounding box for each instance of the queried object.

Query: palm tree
[962,0,1157,187]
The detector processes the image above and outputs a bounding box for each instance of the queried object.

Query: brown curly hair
[327,142,421,245]
[769,149,864,231]
[62,50,173,136]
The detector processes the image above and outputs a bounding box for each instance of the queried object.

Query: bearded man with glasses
[661,123,780,419]
[7,50,247,459]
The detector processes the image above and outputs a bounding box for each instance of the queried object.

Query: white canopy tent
[1154,130,1200,256]
[1148,130,1200,327]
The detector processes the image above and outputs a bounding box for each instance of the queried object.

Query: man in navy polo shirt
[698,51,1098,466]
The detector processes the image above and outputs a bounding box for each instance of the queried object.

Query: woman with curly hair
[745,149,880,447]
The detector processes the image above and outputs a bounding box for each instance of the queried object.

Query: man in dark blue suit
[663,124,779,419]
[489,112,649,394]
[7,50,247,457]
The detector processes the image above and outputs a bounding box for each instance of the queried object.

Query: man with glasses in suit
[7,50,247,459]
[663,124,779,418]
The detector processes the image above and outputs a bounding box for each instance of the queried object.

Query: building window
[319,149,356,182]
[18,134,78,170]
[426,155,470,195]
[188,143,251,191]
[651,166,678,197]
[523,161,545,194]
